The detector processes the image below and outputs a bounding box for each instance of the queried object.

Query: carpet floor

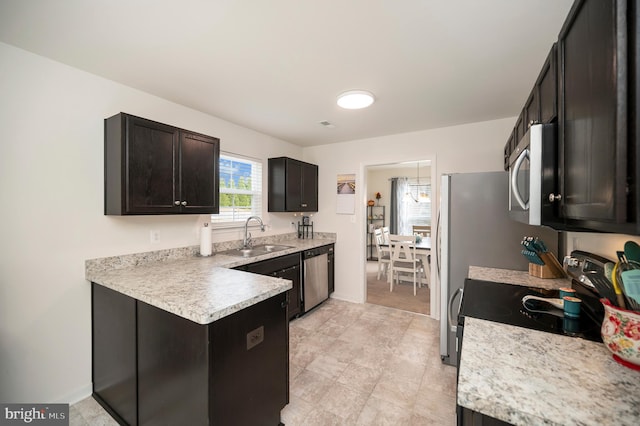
[366,261,430,316]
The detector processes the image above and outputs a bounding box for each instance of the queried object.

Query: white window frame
[405,178,431,230]
[211,152,263,229]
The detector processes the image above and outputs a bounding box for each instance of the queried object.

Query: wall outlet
[150,230,160,244]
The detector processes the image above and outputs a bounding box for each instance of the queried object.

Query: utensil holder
[529,253,566,279]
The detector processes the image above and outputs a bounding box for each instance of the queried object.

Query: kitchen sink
[257,244,294,252]
[220,244,293,258]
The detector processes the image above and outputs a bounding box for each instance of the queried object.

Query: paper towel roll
[200,223,212,256]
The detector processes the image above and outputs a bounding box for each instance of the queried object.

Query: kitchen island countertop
[458,316,640,425]
[86,236,335,324]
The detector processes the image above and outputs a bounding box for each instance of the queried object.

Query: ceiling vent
[319,121,335,128]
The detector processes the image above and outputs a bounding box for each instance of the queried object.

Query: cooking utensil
[522,248,545,265]
[611,262,627,309]
[582,273,617,305]
[624,240,640,263]
[521,236,566,277]
[521,238,545,265]
[604,262,614,283]
[617,259,640,311]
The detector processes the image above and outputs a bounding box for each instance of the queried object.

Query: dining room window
[211,152,263,227]
[404,178,431,234]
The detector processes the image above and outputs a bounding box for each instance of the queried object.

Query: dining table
[382,236,431,287]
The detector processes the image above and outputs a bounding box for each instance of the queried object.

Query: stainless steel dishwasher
[301,245,332,313]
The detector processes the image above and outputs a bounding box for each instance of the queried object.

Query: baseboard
[57,383,93,405]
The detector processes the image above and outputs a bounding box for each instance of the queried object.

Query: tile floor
[71,299,457,425]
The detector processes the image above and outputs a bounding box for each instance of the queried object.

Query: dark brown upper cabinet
[504,44,558,171]
[105,113,220,215]
[268,157,318,212]
[537,44,558,124]
[555,0,638,234]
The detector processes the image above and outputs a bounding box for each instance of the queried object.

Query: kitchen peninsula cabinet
[105,113,220,215]
[234,253,302,319]
[268,157,318,212]
[92,283,288,425]
[555,0,638,234]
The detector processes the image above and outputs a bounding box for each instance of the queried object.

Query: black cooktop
[459,279,602,343]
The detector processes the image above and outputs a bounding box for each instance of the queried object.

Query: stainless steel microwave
[508,123,557,225]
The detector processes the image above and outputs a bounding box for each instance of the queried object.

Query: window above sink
[211,152,263,229]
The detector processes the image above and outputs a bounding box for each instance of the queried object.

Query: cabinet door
[126,115,178,214]
[92,284,138,426]
[538,44,558,123]
[137,302,209,426]
[514,111,525,143]
[278,265,301,318]
[300,161,319,211]
[210,293,288,425]
[179,131,220,214]
[285,159,303,211]
[524,89,539,130]
[558,0,628,226]
[328,251,335,295]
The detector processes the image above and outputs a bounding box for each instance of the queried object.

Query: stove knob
[563,256,580,268]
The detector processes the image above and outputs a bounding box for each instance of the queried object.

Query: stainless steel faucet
[243,216,265,248]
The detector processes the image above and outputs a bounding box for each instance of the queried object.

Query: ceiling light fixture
[337,90,375,109]
[404,162,430,203]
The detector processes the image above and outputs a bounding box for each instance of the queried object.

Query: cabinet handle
[181,201,188,206]
[174,201,181,206]
[280,300,289,309]
[301,203,307,207]
[548,193,562,203]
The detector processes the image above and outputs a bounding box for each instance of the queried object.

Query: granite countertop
[458,317,640,425]
[86,234,336,325]
[468,266,572,290]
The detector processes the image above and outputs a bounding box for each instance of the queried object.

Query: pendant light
[404,162,430,203]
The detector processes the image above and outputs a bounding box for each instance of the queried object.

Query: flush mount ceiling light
[336,90,375,109]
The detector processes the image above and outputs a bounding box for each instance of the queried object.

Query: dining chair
[373,228,391,280]
[389,234,425,296]
[382,226,390,244]
[412,225,431,237]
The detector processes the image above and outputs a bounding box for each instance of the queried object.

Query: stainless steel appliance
[302,245,332,313]
[438,171,559,366]
[508,123,557,225]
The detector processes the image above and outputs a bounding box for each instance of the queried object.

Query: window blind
[211,152,263,227]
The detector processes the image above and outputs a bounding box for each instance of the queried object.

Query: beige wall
[304,118,514,310]
[2,40,639,406]
[0,42,302,403]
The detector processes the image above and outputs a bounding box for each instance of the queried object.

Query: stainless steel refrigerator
[438,171,559,366]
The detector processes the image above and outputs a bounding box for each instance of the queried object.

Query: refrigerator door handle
[510,148,529,210]
[447,287,463,331]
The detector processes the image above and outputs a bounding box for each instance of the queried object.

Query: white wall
[0,42,303,403]
[4,40,638,406]
[304,118,514,309]
[366,164,432,230]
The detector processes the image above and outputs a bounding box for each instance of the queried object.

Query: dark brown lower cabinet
[458,406,512,426]
[92,283,289,425]
[92,284,137,425]
[234,253,302,320]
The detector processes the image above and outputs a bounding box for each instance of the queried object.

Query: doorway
[364,160,434,316]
